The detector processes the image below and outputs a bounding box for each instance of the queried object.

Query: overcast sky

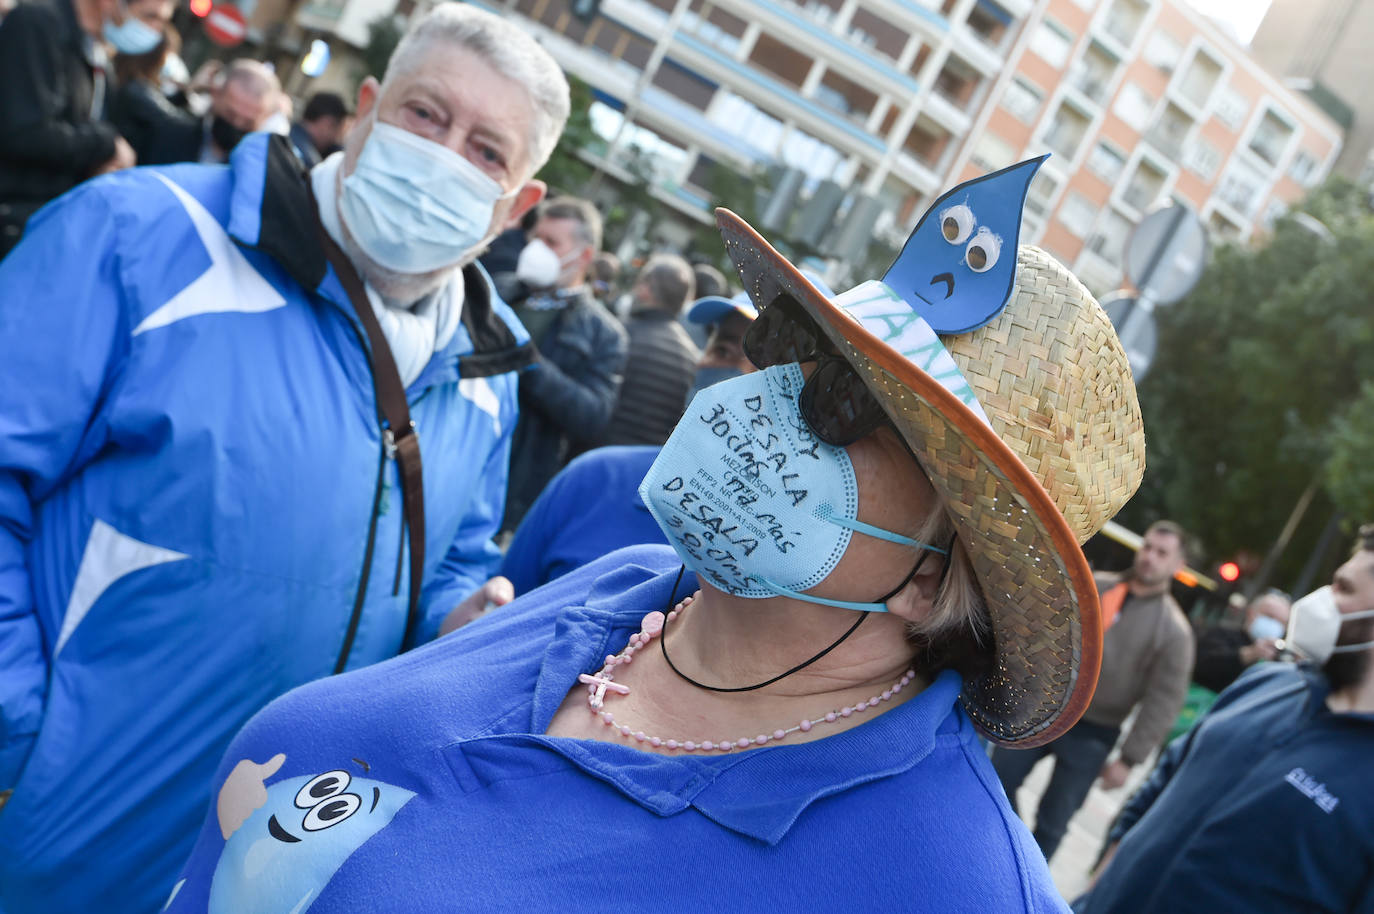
[1181,0,1273,44]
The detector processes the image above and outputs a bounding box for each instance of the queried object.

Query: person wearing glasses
[162,159,1144,913]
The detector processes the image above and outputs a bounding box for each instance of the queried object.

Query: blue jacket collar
[502,566,970,844]
[223,133,533,382]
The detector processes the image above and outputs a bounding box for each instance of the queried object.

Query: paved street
[1009,750,1158,903]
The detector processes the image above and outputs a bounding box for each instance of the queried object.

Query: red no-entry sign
[204,3,247,46]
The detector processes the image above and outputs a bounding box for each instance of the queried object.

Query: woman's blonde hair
[903,502,991,676]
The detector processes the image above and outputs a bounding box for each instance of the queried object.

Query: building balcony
[1144,125,1185,160]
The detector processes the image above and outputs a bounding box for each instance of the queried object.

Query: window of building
[747,32,814,89]
[1122,159,1167,210]
[903,116,953,170]
[1025,170,1060,218]
[1088,142,1127,183]
[1113,82,1154,132]
[849,7,907,62]
[651,59,719,111]
[1043,102,1092,161]
[1146,102,1193,158]
[1068,40,1118,104]
[781,128,844,181]
[1183,138,1222,181]
[1058,192,1098,238]
[934,54,984,111]
[685,0,747,54]
[971,132,1016,172]
[1143,29,1182,72]
[813,67,879,122]
[1215,161,1266,217]
[707,92,785,157]
[966,0,1012,50]
[1086,207,1134,266]
[1101,0,1147,48]
[1213,86,1248,130]
[1289,149,1319,186]
[1177,51,1224,110]
[1029,19,1074,69]
[686,153,719,193]
[1002,77,1043,124]
[1248,108,1295,167]
[1207,208,1243,240]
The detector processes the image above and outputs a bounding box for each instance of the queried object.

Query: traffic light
[1218,561,1241,583]
[190,0,212,17]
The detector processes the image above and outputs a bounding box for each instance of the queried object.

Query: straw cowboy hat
[716,157,1145,748]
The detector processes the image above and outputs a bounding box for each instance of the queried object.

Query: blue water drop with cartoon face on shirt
[207,762,415,914]
[882,155,1047,335]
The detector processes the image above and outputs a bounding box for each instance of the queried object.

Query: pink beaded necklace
[577,591,917,753]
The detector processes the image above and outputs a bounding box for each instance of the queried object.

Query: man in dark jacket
[288,90,349,167]
[1192,589,1291,693]
[1077,526,1374,913]
[0,0,135,257]
[502,196,628,531]
[600,254,700,446]
[153,57,281,164]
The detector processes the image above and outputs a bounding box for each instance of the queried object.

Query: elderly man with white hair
[0,6,567,912]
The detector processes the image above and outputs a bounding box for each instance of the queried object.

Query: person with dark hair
[599,254,699,447]
[501,196,627,531]
[108,6,199,167]
[0,0,137,257]
[589,250,620,304]
[1077,525,1374,913]
[289,90,350,166]
[991,519,1195,861]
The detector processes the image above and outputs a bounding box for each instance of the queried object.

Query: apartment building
[279,0,1342,289]
[949,0,1343,294]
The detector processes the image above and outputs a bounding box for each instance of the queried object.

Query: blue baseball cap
[687,272,834,326]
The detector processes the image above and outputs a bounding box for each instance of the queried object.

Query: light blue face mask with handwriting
[640,363,946,612]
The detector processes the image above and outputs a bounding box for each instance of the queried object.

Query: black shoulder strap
[305,183,425,647]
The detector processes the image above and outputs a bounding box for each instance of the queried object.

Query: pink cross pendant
[578,672,630,708]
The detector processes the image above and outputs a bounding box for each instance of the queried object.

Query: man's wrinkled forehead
[382,51,534,166]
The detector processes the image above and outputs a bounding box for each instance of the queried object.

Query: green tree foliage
[538,75,597,195]
[1116,177,1374,584]
[358,15,404,89]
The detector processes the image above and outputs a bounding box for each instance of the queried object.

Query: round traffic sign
[204,3,247,47]
[1125,204,1208,306]
[1101,291,1157,381]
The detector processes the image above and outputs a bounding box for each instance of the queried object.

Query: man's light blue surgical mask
[641,363,946,613]
[104,16,163,55]
[340,121,514,274]
[1247,614,1286,643]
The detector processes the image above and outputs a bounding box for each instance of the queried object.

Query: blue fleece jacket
[165,546,1068,914]
[499,445,668,594]
[1078,663,1374,912]
[0,133,527,913]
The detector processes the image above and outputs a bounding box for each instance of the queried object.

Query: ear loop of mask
[659,542,951,694]
[1328,608,1374,653]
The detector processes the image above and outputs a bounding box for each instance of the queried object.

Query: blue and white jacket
[0,134,529,914]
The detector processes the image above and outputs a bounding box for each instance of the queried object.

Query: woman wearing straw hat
[163,158,1144,914]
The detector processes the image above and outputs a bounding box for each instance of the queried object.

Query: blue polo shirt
[500,445,668,594]
[164,547,1067,914]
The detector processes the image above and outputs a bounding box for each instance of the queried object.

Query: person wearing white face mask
[0,5,567,913]
[499,196,629,533]
[0,0,137,258]
[1078,524,1374,914]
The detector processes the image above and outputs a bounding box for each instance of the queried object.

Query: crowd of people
[0,0,1371,912]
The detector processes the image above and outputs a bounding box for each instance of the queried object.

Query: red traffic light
[190,0,212,16]
[1218,561,1241,583]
